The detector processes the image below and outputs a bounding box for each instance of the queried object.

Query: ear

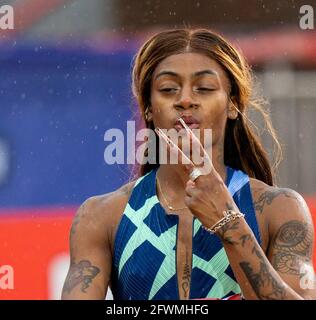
[227,99,238,120]
[145,105,153,122]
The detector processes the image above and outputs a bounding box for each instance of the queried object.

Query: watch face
[0,137,10,187]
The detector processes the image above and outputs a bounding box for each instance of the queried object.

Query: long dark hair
[131,28,282,186]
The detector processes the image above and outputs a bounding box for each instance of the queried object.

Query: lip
[174,116,200,131]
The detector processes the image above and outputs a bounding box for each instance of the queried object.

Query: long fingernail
[179,118,193,138]
[179,118,190,131]
[155,128,171,146]
[154,127,162,136]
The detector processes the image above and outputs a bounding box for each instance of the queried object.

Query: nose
[173,87,199,110]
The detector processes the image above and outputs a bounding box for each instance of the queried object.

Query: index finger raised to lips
[178,118,213,173]
[155,127,195,168]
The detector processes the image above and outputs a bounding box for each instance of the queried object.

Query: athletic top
[111,166,261,300]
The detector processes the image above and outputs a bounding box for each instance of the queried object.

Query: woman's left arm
[185,173,316,300]
[218,194,316,300]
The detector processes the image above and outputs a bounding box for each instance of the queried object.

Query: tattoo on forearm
[63,260,100,294]
[240,245,286,300]
[240,234,252,247]
[181,252,191,299]
[254,189,296,214]
[271,220,312,275]
[218,220,240,245]
[226,202,234,210]
[70,203,86,238]
[217,202,244,245]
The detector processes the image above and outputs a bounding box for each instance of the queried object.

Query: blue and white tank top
[111,166,261,300]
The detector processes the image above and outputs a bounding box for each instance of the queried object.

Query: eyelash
[197,88,213,91]
[159,88,177,92]
[159,88,214,93]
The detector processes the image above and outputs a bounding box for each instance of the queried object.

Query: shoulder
[70,180,137,249]
[249,178,313,237]
[79,180,137,219]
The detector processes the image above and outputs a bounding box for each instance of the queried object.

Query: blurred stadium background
[0,0,315,299]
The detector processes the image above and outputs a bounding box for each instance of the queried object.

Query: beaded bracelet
[202,210,245,234]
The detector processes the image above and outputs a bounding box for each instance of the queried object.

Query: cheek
[150,92,176,126]
[150,92,164,114]
[203,93,228,126]
[150,86,164,102]
[150,100,171,128]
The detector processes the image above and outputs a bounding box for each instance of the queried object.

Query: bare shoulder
[77,180,136,222]
[249,178,313,236]
[70,179,137,251]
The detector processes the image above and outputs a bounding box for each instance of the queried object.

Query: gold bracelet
[202,210,245,234]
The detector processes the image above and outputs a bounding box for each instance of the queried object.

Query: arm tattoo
[271,220,312,276]
[120,183,134,197]
[70,203,86,237]
[217,202,242,245]
[226,202,234,210]
[240,245,286,300]
[181,252,191,299]
[70,192,112,239]
[240,234,252,247]
[217,220,240,245]
[254,189,296,214]
[63,260,100,294]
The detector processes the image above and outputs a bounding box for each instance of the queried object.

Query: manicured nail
[179,118,191,132]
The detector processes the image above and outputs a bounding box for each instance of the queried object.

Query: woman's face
[150,52,234,149]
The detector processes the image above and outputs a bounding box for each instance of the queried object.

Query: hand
[155,119,240,229]
[184,169,239,229]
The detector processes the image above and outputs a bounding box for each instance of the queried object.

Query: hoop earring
[144,106,151,122]
[144,107,148,121]
[228,100,239,120]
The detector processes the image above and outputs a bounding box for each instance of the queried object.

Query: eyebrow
[154,69,218,80]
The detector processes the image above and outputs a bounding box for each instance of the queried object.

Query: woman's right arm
[61,181,135,300]
[61,195,113,299]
